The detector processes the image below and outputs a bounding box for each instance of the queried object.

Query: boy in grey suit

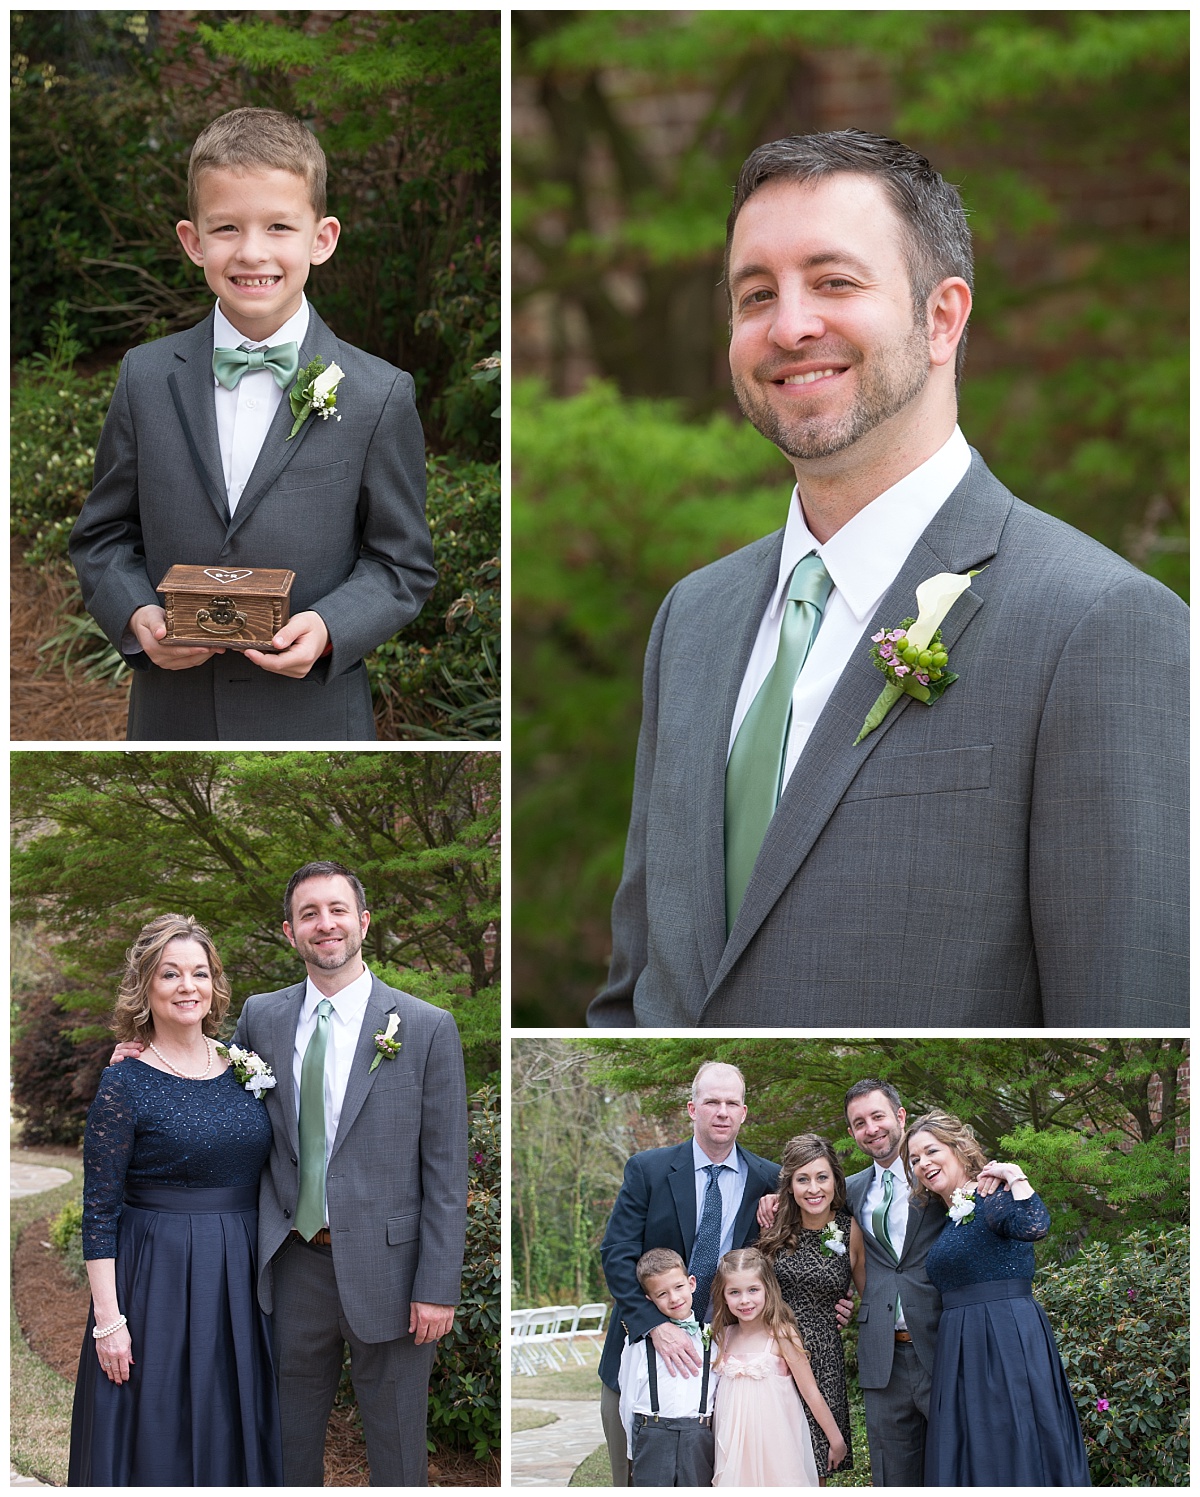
[70,107,435,741]
[234,861,468,1486]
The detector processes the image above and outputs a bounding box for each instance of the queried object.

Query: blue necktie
[688,1163,728,1321]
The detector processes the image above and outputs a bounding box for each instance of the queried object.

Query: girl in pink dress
[711,1248,848,1487]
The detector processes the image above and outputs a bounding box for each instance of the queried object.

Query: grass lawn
[512,1339,604,1400]
[568,1443,611,1486]
[511,1407,559,1433]
[10,1146,85,1486]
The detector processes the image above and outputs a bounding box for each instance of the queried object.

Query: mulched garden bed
[13,1217,498,1486]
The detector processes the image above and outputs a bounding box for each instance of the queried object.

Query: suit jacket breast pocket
[274,459,352,493]
[842,744,993,802]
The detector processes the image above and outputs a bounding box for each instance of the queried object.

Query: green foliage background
[10,751,500,1146]
[512,10,1189,1023]
[513,1037,1189,1485]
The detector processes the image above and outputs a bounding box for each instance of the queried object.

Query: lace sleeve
[978,1186,1050,1243]
[82,1067,137,1259]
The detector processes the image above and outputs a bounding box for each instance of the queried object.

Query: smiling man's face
[727,173,933,468]
[283,873,369,980]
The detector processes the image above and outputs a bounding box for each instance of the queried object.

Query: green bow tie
[212,341,300,391]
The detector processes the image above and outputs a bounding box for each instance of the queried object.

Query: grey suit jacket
[69,305,436,741]
[233,974,468,1344]
[846,1165,944,1389]
[588,452,1188,1027]
[597,1138,779,1390]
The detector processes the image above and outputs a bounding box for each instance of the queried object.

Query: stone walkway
[11,1157,75,1486]
[511,1398,605,1486]
[11,1162,73,1198]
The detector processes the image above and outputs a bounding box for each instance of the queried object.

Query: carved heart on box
[204,569,254,584]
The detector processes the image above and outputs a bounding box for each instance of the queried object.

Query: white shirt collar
[213,295,310,354]
[692,1137,739,1175]
[302,963,373,1021]
[769,426,972,623]
[875,1156,906,1185]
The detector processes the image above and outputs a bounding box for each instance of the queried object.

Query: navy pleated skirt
[68,1183,283,1486]
[926,1278,1090,1486]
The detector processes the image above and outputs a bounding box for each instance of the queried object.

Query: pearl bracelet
[93,1314,127,1340]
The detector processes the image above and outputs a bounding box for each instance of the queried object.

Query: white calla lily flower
[312,362,345,402]
[907,571,977,652]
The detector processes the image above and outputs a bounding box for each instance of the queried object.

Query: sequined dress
[713,1334,821,1487]
[923,1187,1090,1486]
[68,1061,283,1486]
[772,1208,854,1473]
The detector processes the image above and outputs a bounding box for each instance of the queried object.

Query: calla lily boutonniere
[369,1012,402,1073]
[287,357,345,440]
[854,569,982,744]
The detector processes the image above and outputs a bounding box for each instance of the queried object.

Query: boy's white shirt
[618,1325,718,1458]
[212,296,311,516]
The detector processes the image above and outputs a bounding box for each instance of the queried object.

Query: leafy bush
[49,1200,88,1288]
[1038,1227,1189,1486]
[427,1085,500,1458]
[10,986,109,1148]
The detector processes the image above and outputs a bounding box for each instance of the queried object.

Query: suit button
[283,1209,291,1219]
[290,1156,297,1165]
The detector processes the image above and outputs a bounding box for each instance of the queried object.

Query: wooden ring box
[157,565,295,651]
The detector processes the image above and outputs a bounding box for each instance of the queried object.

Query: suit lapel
[328,977,394,1164]
[225,305,342,540]
[693,533,786,992]
[271,982,306,1156]
[668,1141,699,1248]
[166,312,229,528]
[705,454,1012,1000]
[731,1146,772,1244]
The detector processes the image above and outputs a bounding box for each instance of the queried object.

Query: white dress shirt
[860,1157,911,1330]
[691,1138,748,1264]
[291,963,373,1226]
[618,1326,717,1456]
[213,297,310,516]
[728,426,972,782]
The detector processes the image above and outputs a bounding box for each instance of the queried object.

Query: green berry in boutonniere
[369,1012,401,1073]
[287,357,345,440]
[854,569,982,745]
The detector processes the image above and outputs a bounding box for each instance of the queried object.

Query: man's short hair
[725,129,974,379]
[690,1060,747,1104]
[188,106,328,222]
[637,1247,688,1287]
[844,1076,903,1121]
[284,861,367,925]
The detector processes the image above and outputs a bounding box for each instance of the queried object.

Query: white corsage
[217,1044,277,1100]
[369,1012,402,1073]
[822,1221,848,1256]
[287,357,345,439]
[948,1183,977,1226]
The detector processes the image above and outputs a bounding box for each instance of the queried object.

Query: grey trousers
[271,1236,437,1486]
[600,1381,633,1487]
[630,1416,714,1487]
[862,1338,933,1487]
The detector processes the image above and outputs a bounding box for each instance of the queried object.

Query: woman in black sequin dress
[758,1134,865,1480]
[68,914,283,1486]
[904,1110,1090,1487]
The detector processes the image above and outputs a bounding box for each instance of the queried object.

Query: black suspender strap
[698,1335,712,1417]
[646,1337,659,1415]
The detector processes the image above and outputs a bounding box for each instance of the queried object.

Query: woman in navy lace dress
[904,1110,1089,1487]
[68,914,283,1486]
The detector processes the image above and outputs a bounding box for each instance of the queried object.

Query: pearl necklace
[148,1035,214,1079]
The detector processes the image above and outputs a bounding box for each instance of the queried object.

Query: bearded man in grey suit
[69,106,435,741]
[235,860,467,1486]
[844,1079,943,1486]
[587,129,1187,1029]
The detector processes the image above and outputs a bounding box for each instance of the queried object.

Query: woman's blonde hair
[111,914,231,1043]
[758,1133,847,1258]
[710,1247,805,1355]
[902,1109,989,1206]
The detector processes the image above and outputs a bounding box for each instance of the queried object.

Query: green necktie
[295,998,333,1240]
[212,341,300,391]
[872,1169,899,1263]
[725,552,833,931]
